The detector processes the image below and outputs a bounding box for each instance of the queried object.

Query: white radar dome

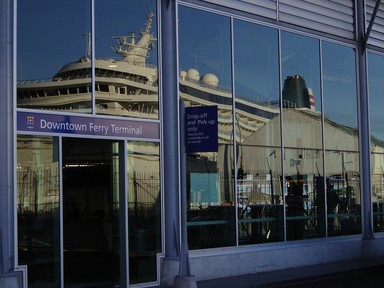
[180,71,187,80]
[186,68,200,81]
[202,73,219,87]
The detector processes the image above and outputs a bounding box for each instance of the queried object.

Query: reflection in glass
[324,151,361,236]
[187,145,236,248]
[237,146,284,244]
[368,53,384,232]
[17,136,60,288]
[17,0,158,119]
[127,142,160,284]
[323,42,358,150]
[281,32,324,239]
[281,32,321,114]
[233,20,282,244]
[234,20,279,112]
[178,6,236,249]
[284,148,325,240]
[281,32,321,149]
[95,0,159,119]
[322,42,360,236]
[17,0,91,113]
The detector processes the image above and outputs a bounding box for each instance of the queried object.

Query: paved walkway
[196,257,384,288]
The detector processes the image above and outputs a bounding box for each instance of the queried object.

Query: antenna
[82,32,92,58]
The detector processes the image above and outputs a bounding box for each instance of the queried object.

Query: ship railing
[17,78,54,85]
[96,57,157,69]
[217,114,259,130]
[182,78,279,110]
[183,78,232,94]
[235,93,280,110]
[218,114,232,120]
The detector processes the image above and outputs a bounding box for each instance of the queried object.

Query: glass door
[62,138,122,287]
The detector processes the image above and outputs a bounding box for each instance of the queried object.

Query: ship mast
[112,12,156,65]
[81,32,92,62]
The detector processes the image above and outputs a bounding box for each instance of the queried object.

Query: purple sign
[185,105,218,153]
[17,111,159,139]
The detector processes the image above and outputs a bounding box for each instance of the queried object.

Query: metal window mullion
[59,136,64,288]
[319,40,328,238]
[122,140,129,287]
[91,0,96,115]
[278,28,287,242]
[230,17,239,246]
[12,0,18,272]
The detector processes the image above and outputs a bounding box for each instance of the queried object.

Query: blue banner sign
[185,105,218,153]
[17,111,160,139]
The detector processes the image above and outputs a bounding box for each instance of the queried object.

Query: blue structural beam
[356,0,374,240]
[161,0,180,260]
[365,0,382,47]
[0,0,14,275]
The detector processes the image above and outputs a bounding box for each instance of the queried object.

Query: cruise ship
[17,12,284,145]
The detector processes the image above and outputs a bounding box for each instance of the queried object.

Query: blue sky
[17,0,157,80]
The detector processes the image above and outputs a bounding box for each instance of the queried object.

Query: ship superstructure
[17,12,282,143]
[17,12,159,119]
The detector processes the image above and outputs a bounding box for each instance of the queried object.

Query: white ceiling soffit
[201,0,355,39]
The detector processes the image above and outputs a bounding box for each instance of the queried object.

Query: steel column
[356,0,374,240]
[0,0,15,275]
[160,0,180,259]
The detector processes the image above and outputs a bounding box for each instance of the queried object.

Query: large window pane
[323,42,361,236]
[323,42,358,150]
[127,142,160,284]
[281,31,321,111]
[95,0,158,119]
[233,20,282,244]
[178,6,236,249]
[237,146,284,243]
[324,151,361,236]
[283,148,325,240]
[368,53,384,232]
[17,0,91,113]
[281,32,324,240]
[17,136,60,288]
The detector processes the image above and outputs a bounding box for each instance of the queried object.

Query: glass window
[127,141,160,284]
[368,52,384,233]
[323,42,358,150]
[178,6,236,249]
[95,0,158,119]
[323,42,361,236]
[233,20,283,244]
[281,32,321,148]
[17,0,91,113]
[281,32,324,240]
[17,136,60,288]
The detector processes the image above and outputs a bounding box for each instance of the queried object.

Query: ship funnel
[308,88,316,111]
[282,75,310,109]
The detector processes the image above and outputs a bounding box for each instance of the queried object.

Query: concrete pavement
[196,256,384,288]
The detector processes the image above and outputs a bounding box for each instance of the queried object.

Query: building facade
[2,0,384,287]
